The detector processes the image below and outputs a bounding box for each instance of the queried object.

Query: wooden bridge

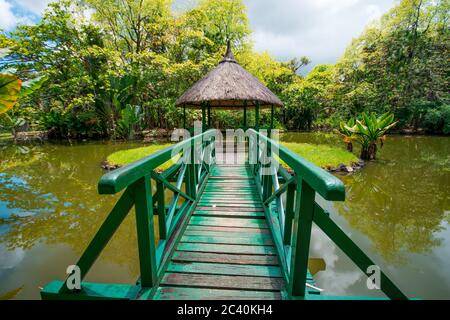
[41,129,408,300]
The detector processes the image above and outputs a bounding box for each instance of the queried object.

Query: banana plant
[0,72,47,140]
[0,74,22,114]
[345,112,397,160]
[1,48,47,114]
[335,117,356,152]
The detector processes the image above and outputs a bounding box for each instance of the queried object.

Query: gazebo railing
[247,129,408,300]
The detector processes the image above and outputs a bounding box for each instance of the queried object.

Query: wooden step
[160,273,284,291]
[154,287,281,300]
[172,251,279,266]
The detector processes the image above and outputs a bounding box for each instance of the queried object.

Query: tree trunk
[360,143,377,160]
[346,142,353,152]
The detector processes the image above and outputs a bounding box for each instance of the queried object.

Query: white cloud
[244,0,398,73]
[0,0,16,30]
[0,0,35,30]
[13,0,53,16]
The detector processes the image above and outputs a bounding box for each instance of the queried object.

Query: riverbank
[102,140,362,174]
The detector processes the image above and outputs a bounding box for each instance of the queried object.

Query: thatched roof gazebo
[176,42,283,131]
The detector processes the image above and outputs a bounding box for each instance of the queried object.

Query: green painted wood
[186,225,270,234]
[198,201,263,207]
[161,273,284,291]
[172,251,279,266]
[288,179,315,297]
[134,176,158,287]
[58,187,135,293]
[200,195,261,201]
[181,234,273,246]
[167,261,282,277]
[243,103,247,129]
[189,216,268,228]
[151,171,194,202]
[207,103,211,128]
[263,177,295,206]
[199,198,261,203]
[313,204,408,300]
[42,281,140,300]
[203,189,260,194]
[176,243,277,255]
[283,183,296,245]
[255,101,260,130]
[193,210,265,218]
[184,230,271,240]
[201,103,206,131]
[305,295,389,300]
[156,180,167,240]
[97,130,216,194]
[195,206,263,212]
[270,104,274,130]
[248,129,345,201]
[154,286,281,300]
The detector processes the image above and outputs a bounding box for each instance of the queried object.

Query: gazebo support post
[201,103,206,132]
[270,104,274,138]
[255,101,260,132]
[243,102,247,130]
[183,105,186,129]
[207,103,211,129]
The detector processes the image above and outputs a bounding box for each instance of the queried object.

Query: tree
[345,112,398,160]
[334,0,449,132]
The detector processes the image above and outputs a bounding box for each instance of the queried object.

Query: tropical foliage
[0,0,448,138]
[343,112,398,160]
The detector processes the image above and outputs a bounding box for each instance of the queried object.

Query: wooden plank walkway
[154,164,285,300]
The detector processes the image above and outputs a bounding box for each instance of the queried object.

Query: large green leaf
[0,74,22,114]
[20,75,47,97]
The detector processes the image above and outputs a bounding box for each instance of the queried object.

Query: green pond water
[0,133,449,299]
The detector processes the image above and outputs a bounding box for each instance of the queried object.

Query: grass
[106,141,358,173]
[106,143,178,171]
[279,142,359,169]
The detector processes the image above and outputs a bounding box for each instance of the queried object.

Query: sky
[1,0,398,72]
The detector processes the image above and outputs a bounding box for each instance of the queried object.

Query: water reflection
[0,141,156,299]
[281,133,450,298]
[0,134,449,299]
[336,136,450,265]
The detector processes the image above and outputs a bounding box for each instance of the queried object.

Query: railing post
[288,178,315,298]
[262,140,273,200]
[186,139,197,199]
[283,182,296,245]
[156,180,167,240]
[133,176,158,287]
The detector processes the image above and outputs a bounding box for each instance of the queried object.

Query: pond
[0,133,449,299]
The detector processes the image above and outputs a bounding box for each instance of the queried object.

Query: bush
[423,104,450,135]
[41,110,105,139]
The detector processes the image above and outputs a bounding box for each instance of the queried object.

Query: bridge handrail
[98,129,216,195]
[248,129,408,300]
[54,129,216,296]
[247,129,345,201]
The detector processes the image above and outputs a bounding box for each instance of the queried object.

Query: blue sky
[1,0,398,72]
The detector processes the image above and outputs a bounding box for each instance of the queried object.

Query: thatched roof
[176,43,283,109]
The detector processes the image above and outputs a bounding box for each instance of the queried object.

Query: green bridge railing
[42,129,217,299]
[41,128,408,300]
[247,129,407,300]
